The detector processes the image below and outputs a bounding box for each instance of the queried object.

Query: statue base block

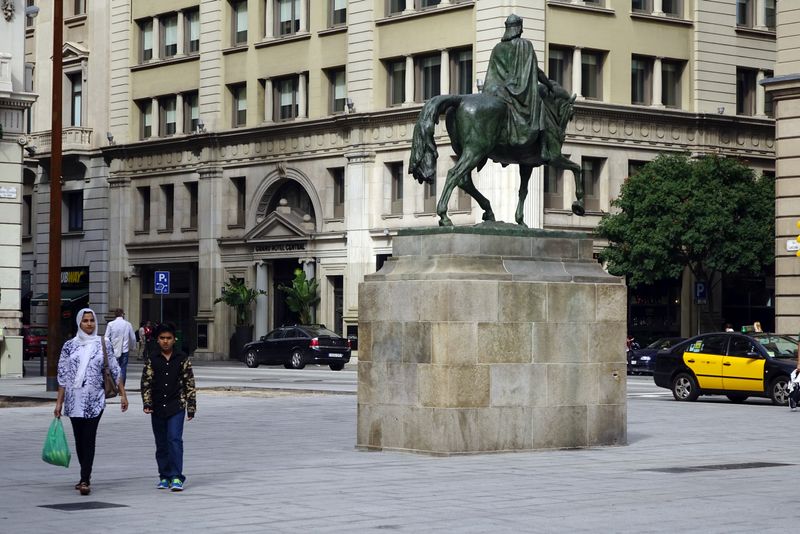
[357,225,627,455]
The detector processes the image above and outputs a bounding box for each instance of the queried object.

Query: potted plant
[278,269,320,325]
[214,276,265,358]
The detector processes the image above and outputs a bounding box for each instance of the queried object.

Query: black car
[653,332,797,405]
[627,337,686,375]
[242,325,351,370]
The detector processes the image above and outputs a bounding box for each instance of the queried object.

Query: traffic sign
[694,280,707,305]
[154,271,170,295]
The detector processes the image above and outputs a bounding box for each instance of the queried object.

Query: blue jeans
[151,410,185,482]
[117,351,129,384]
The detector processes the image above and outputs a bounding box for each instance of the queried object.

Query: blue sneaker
[170,478,184,492]
[157,479,170,490]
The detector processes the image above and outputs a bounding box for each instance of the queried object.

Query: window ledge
[323,217,344,223]
[318,26,347,37]
[255,32,312,49]
[382,213,404,220]
[630,12,693,26]
[413,211,437,218]
[227,224,245,230]
[157,228,174,234]
[62,231,85,239]
[65,14,87,27]
[131,54,199,72]
[376,1,474,26]
[546,1,615,16]
[735,26,776,39]
[222,45,250,56]
[22,235,32,242]
[181,226,197,233]
[134,229,151,236]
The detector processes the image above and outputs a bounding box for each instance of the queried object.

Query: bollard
[40,340,47,376]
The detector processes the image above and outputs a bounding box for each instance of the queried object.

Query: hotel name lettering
[255,243,306,253]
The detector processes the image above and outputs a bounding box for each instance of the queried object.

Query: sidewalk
[1,382,798,532]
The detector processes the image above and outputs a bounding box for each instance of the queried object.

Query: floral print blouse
[57,337,120,418]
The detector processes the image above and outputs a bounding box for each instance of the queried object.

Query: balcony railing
[28,127,94,154]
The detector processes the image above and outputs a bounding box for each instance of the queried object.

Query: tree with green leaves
[214,276,266,326]
[279,269,320,325]
[596,153,774,291]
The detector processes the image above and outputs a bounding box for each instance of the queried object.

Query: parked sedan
[654,332,798,405]
[627,337,686,375]
[242,325,351,370]
[22,325,48,360]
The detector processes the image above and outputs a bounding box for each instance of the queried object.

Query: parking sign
[154,271,170,295]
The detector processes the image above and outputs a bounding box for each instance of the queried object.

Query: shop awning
[30,289,89,305]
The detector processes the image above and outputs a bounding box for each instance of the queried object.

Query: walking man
[141,322,196,491]
[105,308,137,385]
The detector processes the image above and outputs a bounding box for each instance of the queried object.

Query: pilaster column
[404,55,415,105]
[175,93,185,134]
[299,0,307,32]
[152,16,161,61]
[265,0,274,38]
[652,57,664,108]
[297,72,307,119]
[176,11,185,55]
[343,150,376,324]
[756,70,766,116]
[440,49,450,95]
[151,97,160,137]
[264,78,273,122]
[653,0,663,16]
[255,261,269,339]
[300,258,316,281]
[197,166,225,358]
[572,47,582,99]
[755,0,767,29]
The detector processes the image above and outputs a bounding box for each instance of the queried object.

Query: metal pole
[160,293,163,324]
[46,0,64,391]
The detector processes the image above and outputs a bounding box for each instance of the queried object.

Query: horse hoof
[439,218,453,227]
[482,212,496,222]
[571,202,585,217]
[516,221,528,228]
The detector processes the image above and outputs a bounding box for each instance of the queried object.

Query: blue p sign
[154,271,170,295]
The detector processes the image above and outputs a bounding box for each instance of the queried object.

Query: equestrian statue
[409,14,585,227]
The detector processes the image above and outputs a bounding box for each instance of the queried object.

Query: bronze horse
[408,82,585,227]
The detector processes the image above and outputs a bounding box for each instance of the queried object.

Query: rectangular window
[162,184,174,231]
[161,96,177,135]
[766,0,776,29]
[232,0,248,45]
[274,76,299,120]
[631,56,652,106]
[764,70,774,117]
[328,68,346,114]
[65,191,83,232]
[232,177,246,226]
[183,91,199,133]
[140,19,153,62]
[74,0,85,16]
[582,157,603,212]
[331,167,345,218]
[68,72,82,126]
[543,166,564,210]
[628,160,648,178]
[389,0,406,14]
[330,0,346,26]
[388,59,406,106]
[662,0,680,17]
[632,0,651,13]
[389,162,404,215]
[186,182,198,229]
[23,194,32,236]
[548,46,572,92]
[162,14,178,58]
[582,50,603,100]
[736,67,757,116]
[456,187,471,211]
[662,59,682,108]
[418,0,440,8]
[423,174,437,213]
[186,9,200,53]
[140,100,153,138]
[26,0,35,28]
[277,0,301,36]
[417,54,441,101]
[737,0,753,27]
[138,186,151,232]
[232,83,247,127]
[451,49,473,95]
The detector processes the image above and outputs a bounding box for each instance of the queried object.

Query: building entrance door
[273,258,301,327]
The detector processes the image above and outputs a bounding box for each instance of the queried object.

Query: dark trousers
[151,410,185,482]
[69,411,103,484]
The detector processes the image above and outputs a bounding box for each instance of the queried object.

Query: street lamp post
[46,0,63,391]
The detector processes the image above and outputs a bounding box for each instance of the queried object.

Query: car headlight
[640,356,651,361]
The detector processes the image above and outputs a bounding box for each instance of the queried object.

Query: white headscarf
[73,308,99,388]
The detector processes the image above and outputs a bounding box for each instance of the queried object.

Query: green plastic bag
[42,418,71,468]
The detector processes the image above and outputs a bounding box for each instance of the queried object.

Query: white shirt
[105,316,137,357]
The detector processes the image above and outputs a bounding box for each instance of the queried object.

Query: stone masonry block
[384,363,418,406]
[431,322,477,365]
[477,323,532,364]
[532,405,588,449]
[403,321,431,364]
[588,321,626,363]
[490,364,548,407]
[414,281,452,322]
[547,363,598,406]
[547,283,597,323]
[498,282,547,323]
[586,404,627,447]
[597,362,627,406]
[447,281,498,322]
[357,362,377,405]
[358,322,373,362]
[533,322,589,363]
[418,364,490,408]
[428,407,533,452]
[596,285,627,322]
[480,234,531,257]
[372,322,403,363]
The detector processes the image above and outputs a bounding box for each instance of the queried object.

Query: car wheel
[726,393,748,403]
[329,362,345,371]
[244,350,259,368]
[671,372,699,402]
[290,350,305,370]
[770,376,790,406]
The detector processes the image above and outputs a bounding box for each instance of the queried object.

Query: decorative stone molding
[2,0,14,22]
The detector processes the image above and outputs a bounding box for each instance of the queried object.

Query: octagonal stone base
[357,225,627,455]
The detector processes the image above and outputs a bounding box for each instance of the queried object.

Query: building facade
[22,0,777,359]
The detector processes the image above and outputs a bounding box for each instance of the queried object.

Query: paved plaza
[0,375,796,533]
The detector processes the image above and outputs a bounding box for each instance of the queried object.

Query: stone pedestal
[357,225,627,455]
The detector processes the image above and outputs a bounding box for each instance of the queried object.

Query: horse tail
[409,95,463,184]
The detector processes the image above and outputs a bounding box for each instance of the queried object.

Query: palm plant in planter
[214,276,265,358]
[278,269,320,325]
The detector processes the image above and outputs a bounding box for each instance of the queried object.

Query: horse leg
[438,152,483,226]
[515,165,533,227]
[550,155,584,216]
[458,174,494,221]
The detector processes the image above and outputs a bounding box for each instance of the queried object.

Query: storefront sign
[61,267,89,288]
[254,242,306,253]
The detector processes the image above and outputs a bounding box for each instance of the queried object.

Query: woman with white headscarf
[54,308,128,495]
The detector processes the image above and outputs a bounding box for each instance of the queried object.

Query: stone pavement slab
[0,390,797,533]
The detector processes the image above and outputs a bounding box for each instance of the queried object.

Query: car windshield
[647,338,681,350]
[755,335,798,359]
[302,327,339,337]
[29,328,47,336]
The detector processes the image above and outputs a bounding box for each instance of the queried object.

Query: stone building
[22,0,777,359]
